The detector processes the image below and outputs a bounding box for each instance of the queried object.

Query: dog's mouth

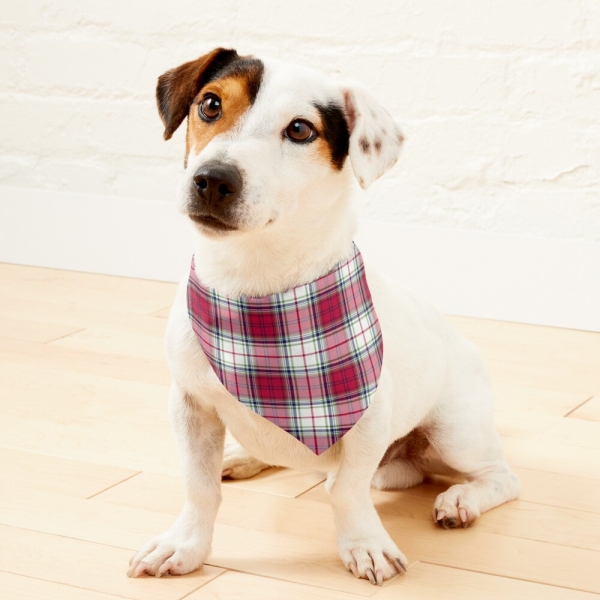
[188,213,237,231]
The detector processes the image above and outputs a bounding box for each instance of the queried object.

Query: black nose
[193,161,242,206]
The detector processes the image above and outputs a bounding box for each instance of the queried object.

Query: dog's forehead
[253,57,341,116]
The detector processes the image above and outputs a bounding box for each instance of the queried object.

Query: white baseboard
[1,185,599,332]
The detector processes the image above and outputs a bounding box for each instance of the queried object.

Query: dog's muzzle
[188,160,243,231]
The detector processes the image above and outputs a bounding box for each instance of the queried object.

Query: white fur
[128,54,520,584]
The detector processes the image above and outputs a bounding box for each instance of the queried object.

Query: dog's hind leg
[370,428,428,490]
[371,459,424,490]
[429,389,520,528]
[221,439,270,479]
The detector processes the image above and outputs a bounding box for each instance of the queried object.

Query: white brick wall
[1,0,599,242]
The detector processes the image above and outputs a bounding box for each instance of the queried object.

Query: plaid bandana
[187,244,383,455]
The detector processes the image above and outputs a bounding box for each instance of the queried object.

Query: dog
[127,47,520,585]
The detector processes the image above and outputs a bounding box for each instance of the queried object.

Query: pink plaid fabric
[187,244,383,455]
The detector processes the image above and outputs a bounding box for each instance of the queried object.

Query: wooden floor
[1,262,599,600]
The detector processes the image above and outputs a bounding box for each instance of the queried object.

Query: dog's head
[157,48,404,236]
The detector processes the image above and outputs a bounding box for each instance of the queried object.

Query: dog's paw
[338,537,407,585]
[433,483,480,529]
[127,529,210,578]
[222,442,269,480]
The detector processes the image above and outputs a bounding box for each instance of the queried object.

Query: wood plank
[568,396,600,421]
[0,447,137,499]
[0,359,177,474]
[0,363,319,490]
[0,413,180,476]
[96,467,600,552]
[50,323,167,361]
[95,470,600,589]
[0,525,223,600]
[502,437,600,479]
[0,315,81,344]
[0,571,125,600]
[98,471,325,516]
[537,418,600,450]
[0,361,169,423]
[0,262,177,315]
[0,337,170,385]
[298,483,600,593]
[448,315,600,396]
[475,499,600,552]
[492,383,588,438]
[447,315,600,359]
[2,265,599,597]
[222,466,325,498]
[0,486,384,597]
[514,467,600,514]
[0,295,170,335]
[303,479,600,552]
[373,562,600,600]
[191,570,367,600]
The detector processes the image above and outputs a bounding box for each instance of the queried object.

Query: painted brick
[1,0,599,242]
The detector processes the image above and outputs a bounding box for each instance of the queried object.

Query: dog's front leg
[128,382,224,577]
[327,409,408,585]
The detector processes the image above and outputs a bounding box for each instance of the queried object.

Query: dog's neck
[190,189,357,298]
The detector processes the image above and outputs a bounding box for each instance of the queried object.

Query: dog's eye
[199,94,222,121]
[284,119,315,143]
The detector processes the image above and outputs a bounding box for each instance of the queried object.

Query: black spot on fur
[314,102,350,170]
[359,136,371,154]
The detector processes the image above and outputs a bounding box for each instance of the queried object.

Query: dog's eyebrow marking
[314,102,350,170]
[359,137,371,154]
[186,57,264,156]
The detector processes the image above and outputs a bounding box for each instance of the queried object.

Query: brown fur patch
[359,137,371,154]
[157,48,239,141]
[378,428,430,468]
[187,76,255,155]
[374,139,382,154]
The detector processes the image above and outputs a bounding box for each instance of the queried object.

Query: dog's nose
[193,161,242,206]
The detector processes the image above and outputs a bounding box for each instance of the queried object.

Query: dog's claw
[435,509,446,522]
[349,560,359,577]
[366,568,376,585]
[394,558,406,574]
[375,569,384,586]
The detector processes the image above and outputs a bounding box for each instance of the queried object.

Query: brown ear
[156,48,239,140]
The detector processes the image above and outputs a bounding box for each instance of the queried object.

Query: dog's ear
[156,48,239,140]
[341,82,404,189]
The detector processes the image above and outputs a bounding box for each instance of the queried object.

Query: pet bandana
[187,243,383,455]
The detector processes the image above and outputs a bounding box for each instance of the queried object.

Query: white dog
[128,48,520,585]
